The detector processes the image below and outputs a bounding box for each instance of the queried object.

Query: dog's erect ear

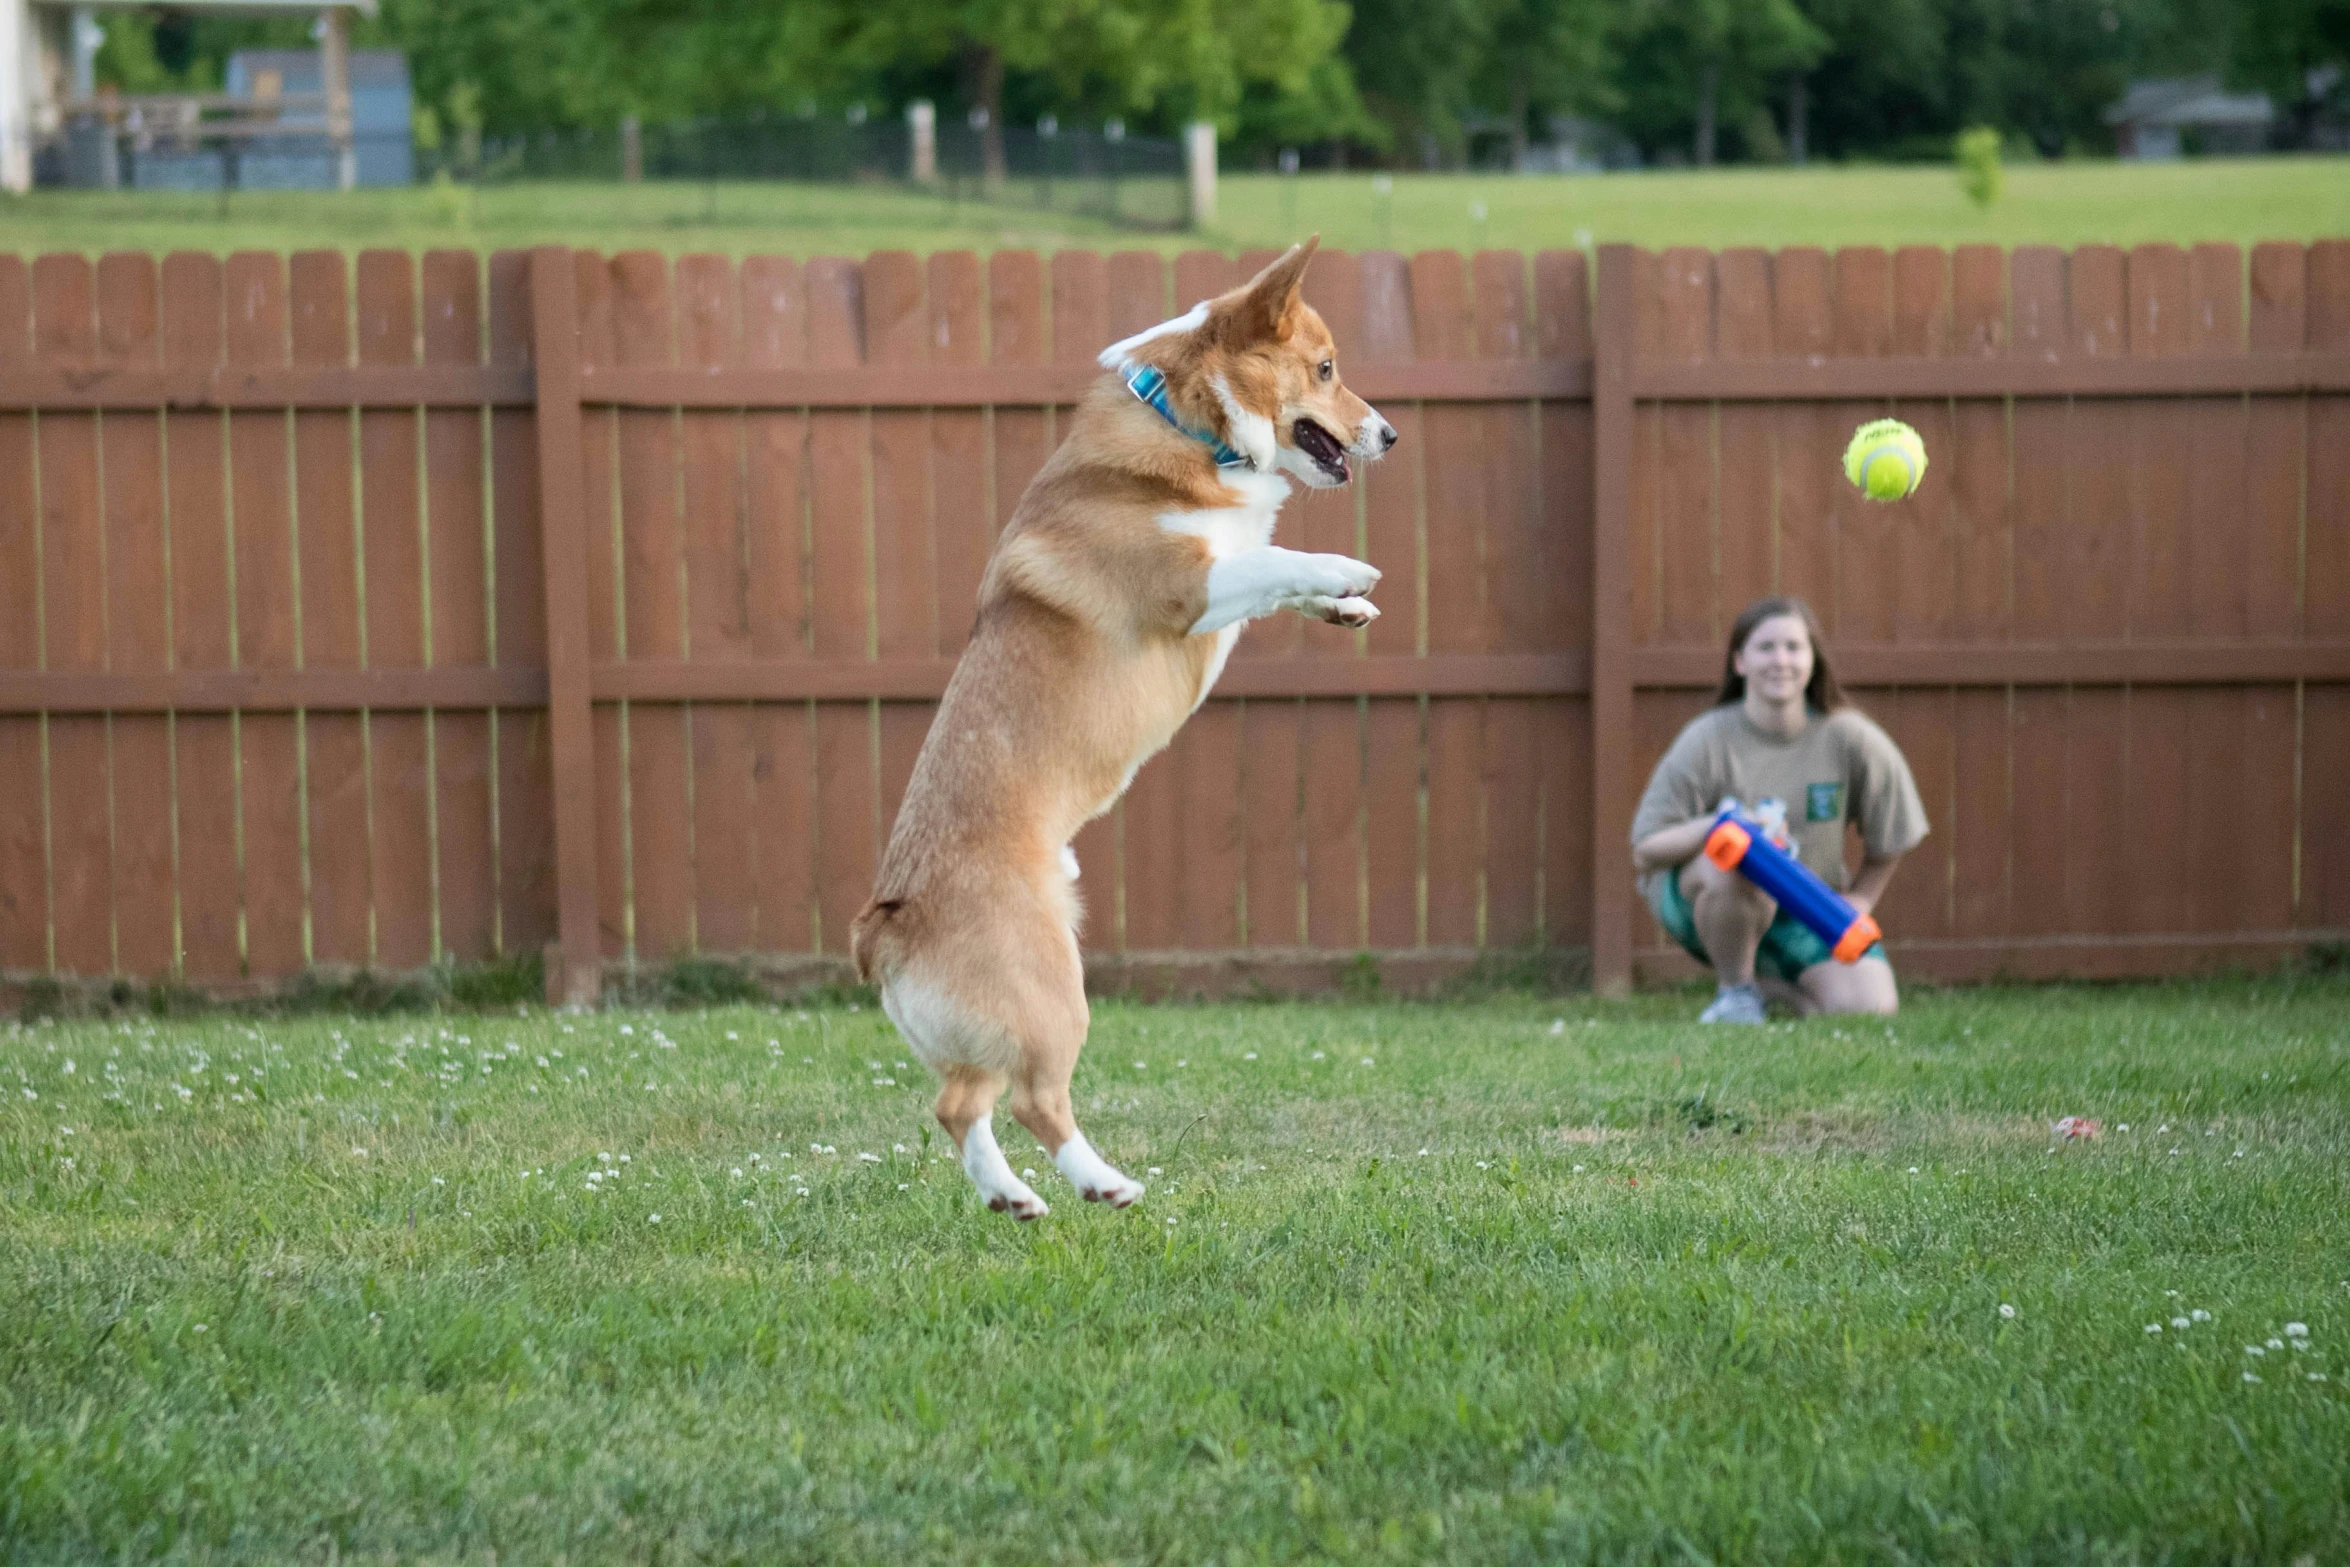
[1213,236,1319,345]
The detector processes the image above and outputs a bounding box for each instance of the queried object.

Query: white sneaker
[1698,983,1768,1024]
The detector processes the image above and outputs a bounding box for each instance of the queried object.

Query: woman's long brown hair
[1714,596,1847,712]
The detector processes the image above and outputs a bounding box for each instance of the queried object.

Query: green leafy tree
[1615,0,1827,163]
[1342,0,1492,162]
[1470,0,1621,166]
[2230,0,2350,144]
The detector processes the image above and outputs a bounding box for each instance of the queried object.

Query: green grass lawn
[3,977,2347,1562]
[3,156,2346,262]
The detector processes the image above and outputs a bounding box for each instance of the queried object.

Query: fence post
[321,4,356,191]
[907,100,935,183]
[529,247,604,1006]
[1589,245,1637,997]
[1185,121,1217,228]
[620,115,642,183]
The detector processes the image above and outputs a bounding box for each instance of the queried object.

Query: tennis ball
[1843,418,1927,502]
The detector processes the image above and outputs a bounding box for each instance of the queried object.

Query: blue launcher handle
[1702,808,1882,964]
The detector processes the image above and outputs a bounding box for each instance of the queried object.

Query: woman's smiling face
[1735,613,1814,706]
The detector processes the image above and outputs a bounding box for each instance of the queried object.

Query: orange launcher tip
[1703,819,1752,872]
[1833,914,1882,963]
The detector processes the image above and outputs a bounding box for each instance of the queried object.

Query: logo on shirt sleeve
[1806,781,1844,822]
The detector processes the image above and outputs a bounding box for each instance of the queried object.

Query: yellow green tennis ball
[1843,418,1928,502]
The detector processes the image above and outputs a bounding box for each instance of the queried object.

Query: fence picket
[422,250,499,964]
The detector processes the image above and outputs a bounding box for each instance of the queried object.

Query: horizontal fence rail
[0,240,2344,1003]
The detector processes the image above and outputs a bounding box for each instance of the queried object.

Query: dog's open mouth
[1293,418,1348,483]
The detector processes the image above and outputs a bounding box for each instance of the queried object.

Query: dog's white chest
[1155,470,1289,560]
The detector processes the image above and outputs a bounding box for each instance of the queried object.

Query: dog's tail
[848,897,911,986]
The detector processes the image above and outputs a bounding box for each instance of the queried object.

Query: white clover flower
[192,1323,207,1334]
[619,1154,631,1164]
[857,1152,882,1164]
[2245,1371,2262,1383]
[1573,1164,1586,1172]
[648,1213,661,1224]
[2192,1309,2211,1322]
[2246,1345,2266,1356]
[731,1168,744,1178]
[1243,1052,1257,1060]
[1311,1052,1326,1061]
[2285,1322,2309,1338]
[1361,1058,1375,1067]
[2146,1323,2163,1334]
[1999,1304,2017,1319]
[2268,1337,2285,1350]
[2173,1317,2190,1329]
[1021,1168,1036,1179]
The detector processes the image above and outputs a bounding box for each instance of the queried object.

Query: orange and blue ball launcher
[1702,807,1882,964]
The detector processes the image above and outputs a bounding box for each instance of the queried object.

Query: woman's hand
[1632,815,1718,873]
[1846,854,1902,920]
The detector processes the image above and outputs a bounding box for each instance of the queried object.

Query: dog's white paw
[1055,1132,1144,1209]
[1079,1173,1146,1207]
[1311,595,1379,628]
[987,1185,1050,1221]
[1303,552,1380,600]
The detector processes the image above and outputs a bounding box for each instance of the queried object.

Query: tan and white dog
[849,239,1396,1219]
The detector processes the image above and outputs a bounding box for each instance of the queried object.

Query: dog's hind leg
[934,1066,1049,1220]
[1005,1001,1145,1208]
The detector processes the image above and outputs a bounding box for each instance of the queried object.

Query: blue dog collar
[1122,363,1249,468]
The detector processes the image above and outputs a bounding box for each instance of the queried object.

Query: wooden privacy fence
[0,241,2345,1005]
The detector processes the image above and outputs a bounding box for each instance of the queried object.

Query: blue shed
[225,47,412,187]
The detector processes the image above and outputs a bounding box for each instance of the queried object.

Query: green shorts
[1650,869,1889,985]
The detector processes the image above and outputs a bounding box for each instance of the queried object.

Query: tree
[1615,0,1827,164]
[1342,0,1492,163]
[2231,0,2350,144]
[1470,0,1621,167]
[849,0,1354,180]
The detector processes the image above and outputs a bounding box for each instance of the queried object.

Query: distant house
[0,0,386,194]
[2106,75,2274,159]
[226,49,411,187]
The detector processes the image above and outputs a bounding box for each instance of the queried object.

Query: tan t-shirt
[1631,704,1929,898]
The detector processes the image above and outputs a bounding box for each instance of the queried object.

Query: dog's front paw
[1303,552,1381,600]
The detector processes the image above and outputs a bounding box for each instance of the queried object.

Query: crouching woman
[1630,596,1928,1023]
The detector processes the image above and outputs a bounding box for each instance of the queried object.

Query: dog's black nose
[1380,424,1399,451]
